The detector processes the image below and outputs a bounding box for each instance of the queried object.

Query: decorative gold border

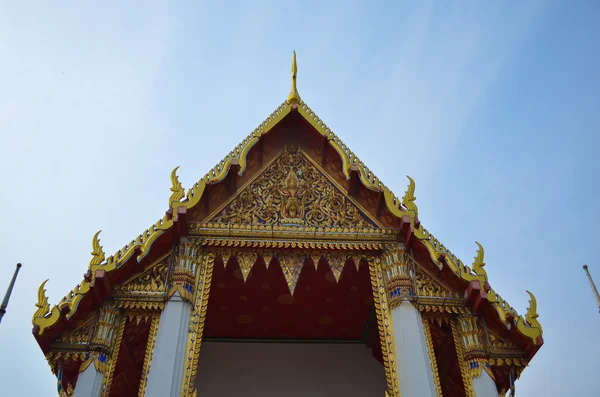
[451,319,474,397]
[422,319,443,397]
[180,253,215,397]
[369,256,401,397]
[138,315,160,397]
[101,316,126,397]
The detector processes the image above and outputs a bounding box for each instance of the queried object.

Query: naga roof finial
[287,51,301,104]
[472,241,488,280]
[169,166,185,205]
[401,175,418,215]
[89,230,105,268]
[525,290,541,329]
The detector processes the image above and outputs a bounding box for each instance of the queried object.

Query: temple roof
[32,52,543,356]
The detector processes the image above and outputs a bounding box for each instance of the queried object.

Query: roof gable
[32,52,542,356]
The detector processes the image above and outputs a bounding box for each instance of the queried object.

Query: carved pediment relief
[415,267,460,298]
[114,261,168,295]
[208,145,379,228]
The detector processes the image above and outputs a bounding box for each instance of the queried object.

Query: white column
[473,370,499,397]
[73,362,103,397]
[144,292,192,397]
[391,299,437,397]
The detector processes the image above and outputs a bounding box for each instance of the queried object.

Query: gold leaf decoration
[169,166,185,205]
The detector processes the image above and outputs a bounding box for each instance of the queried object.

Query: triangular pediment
[205,145,381,229]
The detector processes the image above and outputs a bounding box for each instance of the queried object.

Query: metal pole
[0,263,22,324]
[583,265,600,313]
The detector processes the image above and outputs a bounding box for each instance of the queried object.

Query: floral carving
[210,146,376,228]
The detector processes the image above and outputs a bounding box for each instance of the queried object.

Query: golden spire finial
[287,51,301,104]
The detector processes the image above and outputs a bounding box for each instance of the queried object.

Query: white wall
[196,342,386,397]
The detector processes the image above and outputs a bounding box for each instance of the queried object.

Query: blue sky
[1,1,599,395]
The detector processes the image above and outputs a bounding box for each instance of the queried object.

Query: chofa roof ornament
[287,51,301,104]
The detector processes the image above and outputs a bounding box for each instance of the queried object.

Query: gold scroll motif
[368,256,401,397]
[451,319,475,397]
[180,253,215,397]
[138,315,160,397]
[422,319,443,397]
[101,316,126,397]
[209,146,376,228]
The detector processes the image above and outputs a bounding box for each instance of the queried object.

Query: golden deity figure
[279,167,307,224]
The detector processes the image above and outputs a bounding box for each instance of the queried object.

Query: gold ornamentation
[116,301,164,311]
[415,267,460,298]
[457,314,495,381]
[515,291,542,345]
[401,176,418,215]
[33,279,51,320]
[101,316,125,397]
[325,254,345,283]
[422,319,443,397]
[89,230,106,268]
[278,253,306,295]
[169,166,185,205]
[55,324,91,348]
[236,252,258,283]
[168,240,202,303]
[210,148,376,229]
[368,256,400,397]
[78,352,109,376]
[181,253,215,397]
[200,238,385,251]
[287,51,301,104]
[310,254,321,270]
[138,315,160,397]
[116,262,168,294]
[57,363,74,397]
[32,279,60,334]
[382,248,414,308]
[472,242,488,280]
[451,319,475,397]
[90,301,120,352]
[489,357,528,367]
